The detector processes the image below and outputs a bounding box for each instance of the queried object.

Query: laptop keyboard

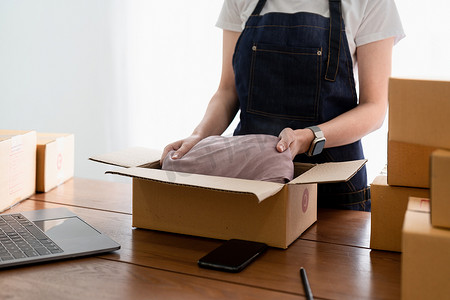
[0,213,64,262]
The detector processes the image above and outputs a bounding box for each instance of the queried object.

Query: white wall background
[1,0,449,183]
[0,0,129,179]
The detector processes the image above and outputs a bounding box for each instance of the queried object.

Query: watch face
[312,139,325,156]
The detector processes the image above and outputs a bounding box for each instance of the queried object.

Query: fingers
[160,135,202,165]
[160,140,182,164]
[276,140,288,152]
[171,144,190,160]
[277,128,294,153]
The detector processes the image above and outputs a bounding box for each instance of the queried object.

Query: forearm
[322,38,393,148]
[192,88,239,138]
[192,29,241,139]
[278,99,387,158]
[161,88,238,162]
[278,37,393,157]
[161,30,240,162]
[319,100,387,148]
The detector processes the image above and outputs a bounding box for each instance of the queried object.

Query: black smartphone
[197,239,268,273]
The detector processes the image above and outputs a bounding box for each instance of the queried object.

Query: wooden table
[0,178,400,299]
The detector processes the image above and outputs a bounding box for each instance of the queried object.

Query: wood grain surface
[2,178,401,299]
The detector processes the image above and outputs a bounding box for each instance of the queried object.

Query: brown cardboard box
[430,149,450,229]
[0,130,36,212]
[387,140,438,189]
[36,133,74,192]
[91,148,366,248]
[370,175,429,252]
[402,198,450,300]
[388,78,450,188]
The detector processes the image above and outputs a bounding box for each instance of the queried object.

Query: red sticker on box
[57,153,63,170]
[302,188,309,213]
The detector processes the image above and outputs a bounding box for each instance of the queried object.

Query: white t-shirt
[216,0,405,67]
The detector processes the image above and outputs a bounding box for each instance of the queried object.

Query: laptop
[0,207,120,269]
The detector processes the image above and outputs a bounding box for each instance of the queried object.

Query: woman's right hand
[160,134,203,165]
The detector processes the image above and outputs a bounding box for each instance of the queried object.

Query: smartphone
[197,239,268,273]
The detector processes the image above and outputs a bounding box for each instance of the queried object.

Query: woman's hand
[276,128,315,160]
[160,30,241,165]
[160,134,203,164]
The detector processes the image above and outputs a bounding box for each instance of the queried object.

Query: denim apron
[232,0,371,211]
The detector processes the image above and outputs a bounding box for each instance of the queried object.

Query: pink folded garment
[162,134,294,183]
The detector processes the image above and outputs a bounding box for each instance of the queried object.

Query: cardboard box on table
[388,78,450,188]
[370,175,429,252]
[0,130,37,212]
[36,133,74,192]
[402,197,450,300]
[91,147,366,248]
[430,149,450,229]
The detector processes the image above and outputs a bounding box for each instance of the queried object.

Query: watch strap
[306,126,324,139]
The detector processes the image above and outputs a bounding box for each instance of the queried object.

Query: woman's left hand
[276,128,315,160]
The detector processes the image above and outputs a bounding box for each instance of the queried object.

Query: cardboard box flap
[0,130,35,142]
[289,159,367,185]
[90,147,162,168]
[106,167,285,203]
[37,132,72,145]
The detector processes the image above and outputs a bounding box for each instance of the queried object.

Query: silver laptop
[0,207,120,268]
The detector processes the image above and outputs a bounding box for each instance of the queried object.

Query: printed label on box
[407,197,431,212]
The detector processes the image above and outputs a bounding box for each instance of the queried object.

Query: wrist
[300,129,315,152]
[305,126,326,156]
[191,129,208,141]
[289,129,314,156]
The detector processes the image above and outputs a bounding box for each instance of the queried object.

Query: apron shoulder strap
[251,0,267,16]
[325,0,342,82]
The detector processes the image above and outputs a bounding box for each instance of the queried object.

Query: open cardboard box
[91,147,366,248]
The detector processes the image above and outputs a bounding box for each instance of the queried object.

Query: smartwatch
[306,126,326,156]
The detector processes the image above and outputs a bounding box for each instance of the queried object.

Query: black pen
[300,267,314,300]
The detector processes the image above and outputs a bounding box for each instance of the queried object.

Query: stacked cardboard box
[36,133,74,192]
[402,196,450,299]
[370,78,450,252]
[0,130,37,212]
[0,130,74,212]
[387,78,450,188]
[430,149,450,229]
[394,79,450,298]
[370,175,429,252]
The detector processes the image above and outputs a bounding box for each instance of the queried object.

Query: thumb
[277,128,295,153]
[171,143,192,160]
[171,150,184,160]
[276,135,291,153]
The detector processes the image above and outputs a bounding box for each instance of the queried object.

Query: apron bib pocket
[247,43,322,121]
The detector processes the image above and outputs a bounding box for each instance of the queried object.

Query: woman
[161,0,404,211]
